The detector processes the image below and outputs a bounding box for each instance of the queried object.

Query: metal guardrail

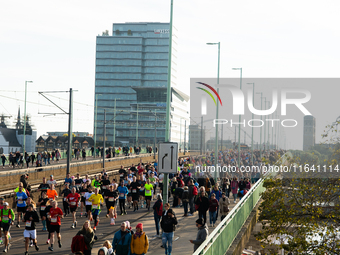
[193,152,292,255]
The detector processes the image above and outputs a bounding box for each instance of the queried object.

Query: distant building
[0,109,37,154]
[206,138,233,151]
[189,125,206,151]
[303,115,316,151]
[35,135,94,152]
[47,131,90,137]
[94,22,189,147]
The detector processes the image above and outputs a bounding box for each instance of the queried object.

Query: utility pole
[220,124,223,151]
[163,0,174,204]
[256,92,263,160]
[113,98,117,147]
[200,116,203,155]
[154,110,157,159]
[136,104,138,146]
[66,88,73,174]
[103,109,106,168]
[184,120,186,155]
[23,81,33,154]
[264,98,267,151]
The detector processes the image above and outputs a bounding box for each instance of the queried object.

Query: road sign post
[159,142,178,204]
[158,142,178,174]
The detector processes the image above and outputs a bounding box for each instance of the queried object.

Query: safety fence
[193,152,292,255]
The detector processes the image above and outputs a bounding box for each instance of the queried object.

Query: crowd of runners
[0,148,283,255]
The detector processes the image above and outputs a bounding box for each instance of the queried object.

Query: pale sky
[1,0,340,150]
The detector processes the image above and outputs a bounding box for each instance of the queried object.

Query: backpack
[156,202,163,216]
[193,186,198,196]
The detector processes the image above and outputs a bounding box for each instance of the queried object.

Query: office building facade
[303,115,316,151]
[94,22,189,147]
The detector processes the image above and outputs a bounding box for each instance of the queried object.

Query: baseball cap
[3,202,9,206]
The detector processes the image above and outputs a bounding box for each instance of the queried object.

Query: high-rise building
[189,125,206,152]
[303,115,315,151]
[94,22,189,147]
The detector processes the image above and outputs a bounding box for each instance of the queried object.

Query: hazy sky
[1,0,340,150]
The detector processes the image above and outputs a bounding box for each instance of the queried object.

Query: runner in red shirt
[47,200,63,251]
[66,187,80,229]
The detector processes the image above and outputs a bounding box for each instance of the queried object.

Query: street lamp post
[247,83,255,164]
[94,93,102,156]
[164,0,174,204]
[113,98,120,148]
[267,101,271,150]
[23,81,33,154]
[232,68,242,168]
[206,42,220,182]
[136,105,138,146]
[256,92,263,159]
[263,97,267,151]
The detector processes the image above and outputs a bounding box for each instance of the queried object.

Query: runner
[37,177,50,198]
[104,185,117,225]
[74,174,83,190]
[88,187,104,231]
[23,204,40,255]
[0,197,4,245]
[84,186,94,221]
[78,183,88,217]
[46,184,58,201]
[44,200,53,245]
[129,176,140,212]
[16,185,28,228]
[61,183,71,217]
[138,174,146,209]
[117,181,129,215]
[36,192,49,231]
[47,200,63,251]
[0,202,15,253]
[103,184,117,218]
[66,187,80,228]
[144,178,154,211]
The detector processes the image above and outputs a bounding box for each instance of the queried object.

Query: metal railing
[193,152,292,255]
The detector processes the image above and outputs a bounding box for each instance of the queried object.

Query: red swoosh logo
[197,82,222,106]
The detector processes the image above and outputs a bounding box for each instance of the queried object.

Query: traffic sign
[158,142,178,173]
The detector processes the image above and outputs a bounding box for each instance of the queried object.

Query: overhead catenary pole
[184,120,186,155]
[66,88,73,175]
[113,98,117,147]
[267,101,270,150]
[163,0,174,204]
[154,110,157,159]
[232,68,242,168]
[200,116,203,155]
[94,93,102,155]
[247,83,255,164]
[206,42,220,182]
[256,92,263,160]
[264,97,267,151]
[136,105,138,146]
[23,81,33,154]
[103,109,106,168]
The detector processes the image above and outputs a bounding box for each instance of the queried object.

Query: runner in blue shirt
[16,185,28,228]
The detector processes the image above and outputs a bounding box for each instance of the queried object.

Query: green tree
[256,125,340,254]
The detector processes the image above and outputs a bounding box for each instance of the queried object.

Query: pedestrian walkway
[91,200,238,255]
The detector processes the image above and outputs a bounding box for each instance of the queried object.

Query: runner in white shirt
[84,186,94,221]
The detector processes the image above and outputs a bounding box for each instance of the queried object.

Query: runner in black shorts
[130,176,140,211]
[78,183,88,217]
[47,201,63,251]
[37,192,49,231]
[84,186,94,221]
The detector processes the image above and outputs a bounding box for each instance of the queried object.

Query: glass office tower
[94,22,189,148]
